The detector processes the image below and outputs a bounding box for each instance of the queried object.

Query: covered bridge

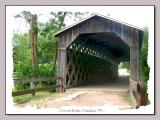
[54,14,144,107]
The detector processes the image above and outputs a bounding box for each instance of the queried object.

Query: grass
[121,92,132,106]
[13,91,55,104]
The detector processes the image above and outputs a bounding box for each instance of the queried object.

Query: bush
[139,27,150,90]
[14,62,57,91]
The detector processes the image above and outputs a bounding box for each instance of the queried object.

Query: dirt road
[19,76,132,109]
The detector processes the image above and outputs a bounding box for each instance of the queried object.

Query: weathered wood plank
[130,79,141,93]
[57,40,67,92]
[130,29,139,81]
[13,77,63,84]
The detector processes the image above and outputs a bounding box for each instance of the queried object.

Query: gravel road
[20,76,132,110]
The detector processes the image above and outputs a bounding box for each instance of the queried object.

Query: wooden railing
[12,77,63,97]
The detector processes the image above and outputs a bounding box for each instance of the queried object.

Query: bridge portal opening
[118,62,130,76]
[64,32,130,88]
[54,14,144,107]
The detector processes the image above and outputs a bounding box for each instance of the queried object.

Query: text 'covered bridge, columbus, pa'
[54,14,144,107]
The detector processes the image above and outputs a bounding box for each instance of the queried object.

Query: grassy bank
[13,91,55,104]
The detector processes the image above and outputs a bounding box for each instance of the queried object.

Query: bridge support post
[57,48,66,92]
[107,63,119,81]
[112,65,119,80]
[129,29,142,108]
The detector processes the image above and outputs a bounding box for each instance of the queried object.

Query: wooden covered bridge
[54,14,144,107]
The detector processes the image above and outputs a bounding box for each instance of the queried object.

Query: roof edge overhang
[53,13,144,37]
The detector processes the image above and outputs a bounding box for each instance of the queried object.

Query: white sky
[7,6,153,33]
[6,6,154,114]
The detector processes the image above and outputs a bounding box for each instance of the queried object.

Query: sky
[6,6,154,114]
[7,6,153,33]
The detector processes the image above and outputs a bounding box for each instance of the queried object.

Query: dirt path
[16,76,132,109]
[44,91,131,108]
[22,90,131,109]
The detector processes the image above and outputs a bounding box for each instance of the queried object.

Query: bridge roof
[54,13,144,37]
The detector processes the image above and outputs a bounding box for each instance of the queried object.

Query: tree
[15,11,38,73]
[30,14,38,73]
[13,11,89,91]
[139,26,150,105]
[40,11,89,75]
[15,11,38,95]
[140,26,150,89]
[50,12,67,68]
[119,62,130,72]
[12,33,32,73]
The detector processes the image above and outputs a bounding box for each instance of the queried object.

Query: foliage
[139,27,150,90]
[12,33,32,65]
[119,62,130,71]
[38,18,59,64]
[15,11,32,24]
[13,11,88,92]
[12,32,57,90]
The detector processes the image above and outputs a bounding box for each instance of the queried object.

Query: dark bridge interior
[65,32,131,88]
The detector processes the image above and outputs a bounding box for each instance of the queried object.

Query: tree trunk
[53,42,58,75]
[30,14,38,96]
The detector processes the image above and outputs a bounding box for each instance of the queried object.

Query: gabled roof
[54,13,144,37]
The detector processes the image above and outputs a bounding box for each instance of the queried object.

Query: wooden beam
[130,29,139,81]
[57,45,67,92]
[13,77,62,84]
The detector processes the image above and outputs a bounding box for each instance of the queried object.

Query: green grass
[121,92,132,106]
[13,91,55,104]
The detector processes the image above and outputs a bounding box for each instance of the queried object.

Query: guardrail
[12,77,63,97]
